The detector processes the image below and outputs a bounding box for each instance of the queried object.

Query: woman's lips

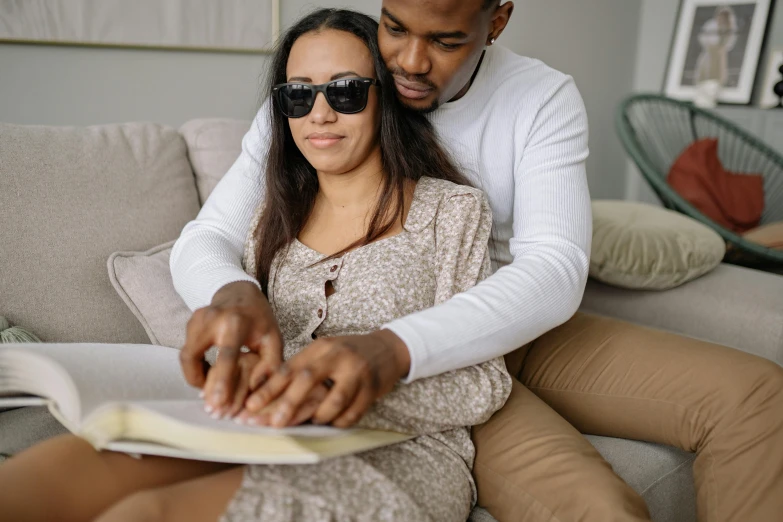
[307,133,344,149]
[394,77,432,100]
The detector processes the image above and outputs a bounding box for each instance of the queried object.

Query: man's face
[378,0,500,113]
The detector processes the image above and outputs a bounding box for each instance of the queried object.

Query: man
[171,1,783,520]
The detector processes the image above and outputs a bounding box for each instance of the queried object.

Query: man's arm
[384,78,591,382]
[170,101,271,310]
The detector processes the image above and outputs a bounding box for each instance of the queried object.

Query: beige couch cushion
[581,263,783,365]
[0,122,201,343]
[590,201,726,290]
[108,241,191,349]
[179,119,250,203]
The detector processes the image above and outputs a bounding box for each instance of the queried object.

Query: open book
[0,343,410,464]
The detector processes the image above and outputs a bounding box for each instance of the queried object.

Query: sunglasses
[272,78,380,118]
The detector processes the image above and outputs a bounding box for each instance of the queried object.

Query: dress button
[317,308,323,318]
[330,265,338,272]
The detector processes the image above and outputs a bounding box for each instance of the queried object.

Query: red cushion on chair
[667,138,764,233]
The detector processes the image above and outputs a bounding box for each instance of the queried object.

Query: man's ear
[487,2,514,44]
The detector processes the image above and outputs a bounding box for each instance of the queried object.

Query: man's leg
[472,379,651,522]
[520,313,783,522]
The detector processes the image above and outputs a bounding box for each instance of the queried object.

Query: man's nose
[396,39,432,77]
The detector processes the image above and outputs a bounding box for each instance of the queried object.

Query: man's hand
[243,330,411,428]
[180,281,284,418]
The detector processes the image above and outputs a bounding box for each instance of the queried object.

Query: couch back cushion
[179,118,250,202]
[0,122,201,343]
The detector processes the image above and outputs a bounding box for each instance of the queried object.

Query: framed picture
[663,0,775,104]
[0,0,280,54]
[758,50,783,108]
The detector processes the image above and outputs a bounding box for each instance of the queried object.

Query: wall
[0,0,642,199]
[0,1,379,128]
[503,0,643,199]
[625,0,783,202]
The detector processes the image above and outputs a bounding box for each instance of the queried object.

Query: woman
[0,9,510,522]
[695,6,738,86]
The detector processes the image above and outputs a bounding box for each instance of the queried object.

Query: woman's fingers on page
[203,357,239,418]
[227,355,258,418]
[266,369,322,428]
[205,310,255,410]
[208,344,242,414]
[248,360,273,391]
[244,364,293,413]
[248,342,283,390]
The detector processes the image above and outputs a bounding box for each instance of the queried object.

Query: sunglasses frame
[272,77,380,118]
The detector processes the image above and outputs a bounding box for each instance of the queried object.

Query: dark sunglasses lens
[278,84,314,117]
[326,80,369,113]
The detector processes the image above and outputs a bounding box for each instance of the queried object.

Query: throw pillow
[0,316,42,343]
[667,138,764,233]
[590,201,726,290]
[107,241,191,349]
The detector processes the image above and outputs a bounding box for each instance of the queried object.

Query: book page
[122,400,350,437]
[96,401,410,464]
[0,343,197,423]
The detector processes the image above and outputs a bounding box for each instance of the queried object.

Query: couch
[2,119,783,522]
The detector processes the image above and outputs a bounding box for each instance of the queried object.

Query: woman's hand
[203,352,259,419]
[179,281,284,417]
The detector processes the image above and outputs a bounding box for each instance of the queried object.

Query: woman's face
[285,29,380,175]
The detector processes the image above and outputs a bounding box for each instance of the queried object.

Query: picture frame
[0,0,280,54]
[663,0,775,104]
[758,49,783,108]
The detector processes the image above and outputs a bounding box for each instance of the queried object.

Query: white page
[124,400,350,438]
[0,343,197,423]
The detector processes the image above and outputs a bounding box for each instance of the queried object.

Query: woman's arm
[359,191,512,435]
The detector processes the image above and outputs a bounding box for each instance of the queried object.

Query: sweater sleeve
[359,191,512,435]
[170,101,271,310]
[383,78,591,382]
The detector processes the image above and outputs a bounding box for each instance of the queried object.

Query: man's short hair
[483,0,500,9]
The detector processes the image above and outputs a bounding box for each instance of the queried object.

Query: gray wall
[0,0,642,199]
[0,1,378,128]
[625,0,783,202]
[503,0,643,199]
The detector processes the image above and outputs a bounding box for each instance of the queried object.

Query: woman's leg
[97,442,455,522]
[0,434,232,522]
[519,313,783,522]
[472,380,652,522]
[94,467,243,522]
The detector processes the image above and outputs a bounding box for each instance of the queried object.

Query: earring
[489,37,496,45]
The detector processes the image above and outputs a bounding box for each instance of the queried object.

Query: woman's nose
[309,91,337,124]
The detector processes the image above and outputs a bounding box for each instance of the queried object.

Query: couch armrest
[579,264,783,365]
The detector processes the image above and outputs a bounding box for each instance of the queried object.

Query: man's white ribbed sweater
[170,44,592,382]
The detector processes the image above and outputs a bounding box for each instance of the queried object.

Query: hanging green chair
[616,93,783,267]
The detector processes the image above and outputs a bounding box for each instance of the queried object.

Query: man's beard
[400,96,440,114]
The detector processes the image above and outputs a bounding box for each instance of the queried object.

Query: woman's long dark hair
[253,8,471,293]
